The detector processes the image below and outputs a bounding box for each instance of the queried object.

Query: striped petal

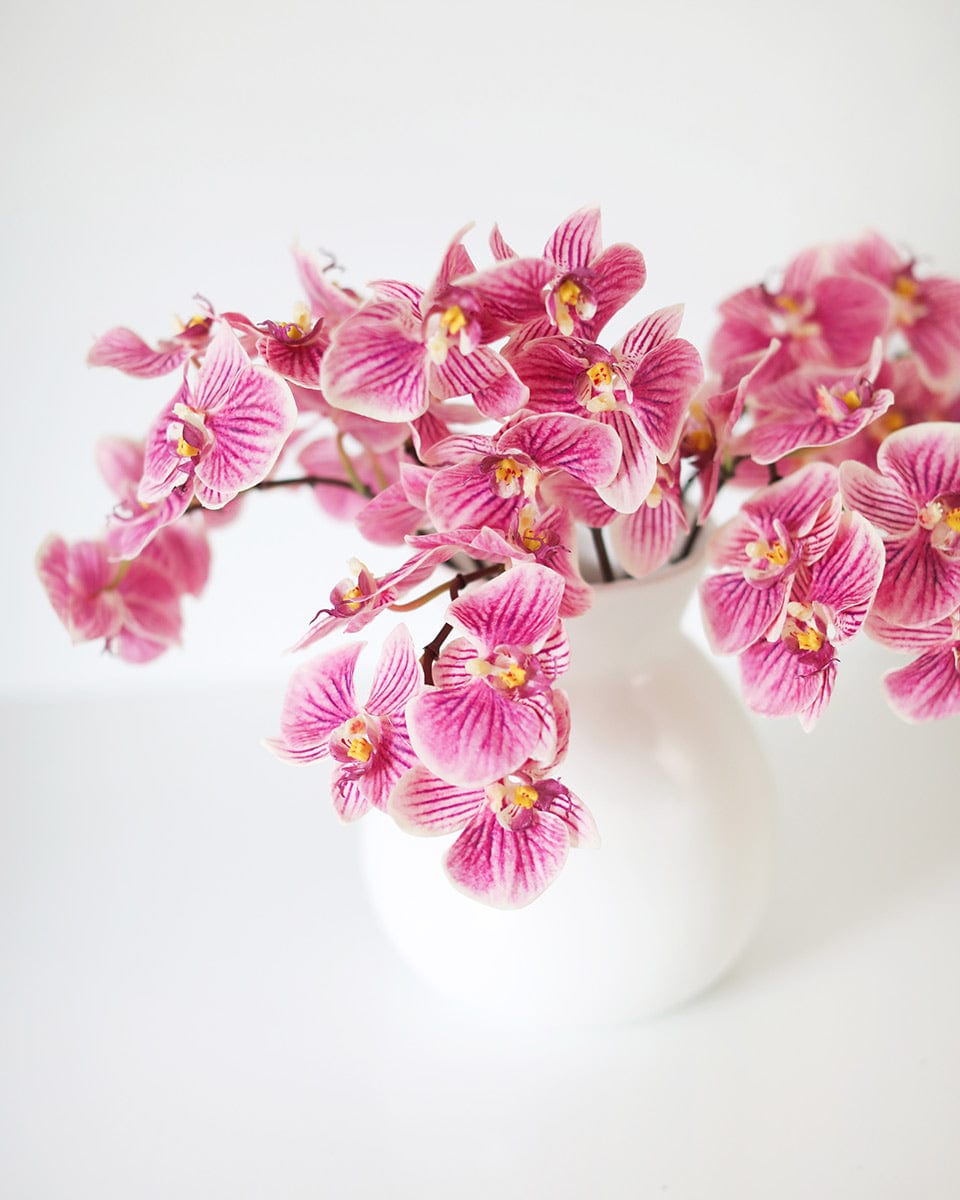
[588,243,648,335]
[449,563,565,653]
[876,422,960,507]
[610,492,688,579]
[273,642,363,754]
[839,460,917,536]
[445,806,570,909]
[407,682,546,787]
[739,636,835,729]
[545,206,602,271]
[701,570,790,655]
[884,646,960,722]
[321,301,429,422]
[807,513,884,640]
[87,327,190,378]
[874,530,960,627]
[627,338,703,460]
[195,365,296,508]
[389,766,485,835]
[594,410,657,514]
[503,413,621,486]
[615,304,685,364]
[365,625,420,716]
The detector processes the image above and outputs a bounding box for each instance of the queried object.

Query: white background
[2,1,960,1196]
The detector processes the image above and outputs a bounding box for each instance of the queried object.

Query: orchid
[407,563,569,788]
[267,626,421,821]
[40,210,960,912]
[839,423,960,627]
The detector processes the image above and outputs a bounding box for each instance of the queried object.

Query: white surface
[3,1,960,1195]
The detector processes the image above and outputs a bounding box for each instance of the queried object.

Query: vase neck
[564,554,704,675]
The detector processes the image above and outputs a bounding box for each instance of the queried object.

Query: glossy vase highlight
[359,549,775,1025]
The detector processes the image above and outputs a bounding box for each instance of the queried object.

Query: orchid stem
[420,623,453,685]
[389,563,504,613]
[336,433,375,499]
[252,474,358,492]
[591,527,615,583]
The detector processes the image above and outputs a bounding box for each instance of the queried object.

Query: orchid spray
[40,210,960,907]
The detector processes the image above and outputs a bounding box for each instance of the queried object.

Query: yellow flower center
[587,361,613,389]
[841,388,861,411]
[557,279,581,306]
[893,274,920,299]
[342,585,363,612]
[176,437,199,458]
[513,784,538,809]
[774,294,801,313]
[347,737,373,763]
[495,457,524,487]
[686,429,714,454]
[498,663,527,689]
[946,508,960,533]
[796,627,824,652]
[441,304,467,336]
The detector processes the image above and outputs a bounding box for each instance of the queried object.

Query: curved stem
[252,474,359,492]
[389,563,504,614]
[590,527,615,583]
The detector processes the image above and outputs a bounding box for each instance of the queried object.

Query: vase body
[359,552,775,1025]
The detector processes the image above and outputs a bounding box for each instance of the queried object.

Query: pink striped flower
[493,205,646,346]
[837,232,960,388]
[840,423,960,626]
[37,535,183,664]
[867,609,960,722]
[423,412,622,533]
[514,306,703,513]
[406,564,569,787]
[389,765,598,909]
[138,321,297,511]
[738,512,884,728]
[709,246,890,385]
[700,463,842,655]
[87,313,212,378]
[267,626,421,821]
[320,229,534,424]
[744,342,894,465]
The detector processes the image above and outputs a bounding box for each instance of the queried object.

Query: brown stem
[251,474,359,492]
[420,623,453,685]
[389,563,504,613]
[590,526,615,583]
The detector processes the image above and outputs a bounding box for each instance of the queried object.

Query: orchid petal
[502,413,621,486]
[449,564,565,654]
[365,625,420,716]
[275,642,363,752]
[884,646,960,722]
[545,206,602,271]
[321,301,429,422]
[389,766,485,836]
[701,571,790,655]
[445,806,569,909]
[407,682,546,787]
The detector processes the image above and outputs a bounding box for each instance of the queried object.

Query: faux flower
[267,626,421,821]
[406,563,569,787]
[867,609,960,722]
[138,320,297,511]
[840,422,960,626]
[389,766,598,908]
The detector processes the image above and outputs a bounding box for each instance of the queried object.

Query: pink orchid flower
[700,463,842,655]
[493,205,647,346]
[744,342,894,465]
[320,229,532,424]
[224,308,330,390]
[267,626,421,821]
[406,564,569,788]
[709,245,890,385]
[423,412,622,533]
[138,320,297,511]
[840,422,960,627]
[87,313,212,378]
[37,535,183,663]
[836,232,960,387]
[389,764,598,909]
[738,511,884,729]
[513,306,702,513]
[867,609,960,722]
[95,437,217,574]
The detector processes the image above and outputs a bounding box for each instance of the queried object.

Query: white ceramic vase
[359,548,775,1025]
